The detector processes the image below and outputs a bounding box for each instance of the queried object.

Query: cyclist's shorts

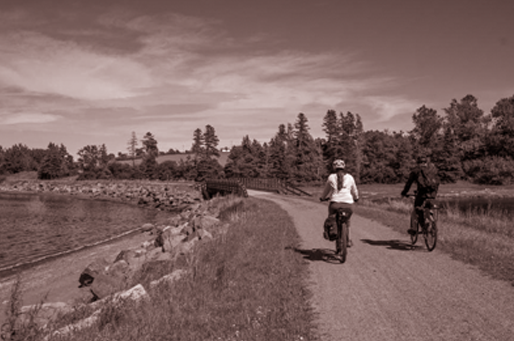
[329,202,353,217]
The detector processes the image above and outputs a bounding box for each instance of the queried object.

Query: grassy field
[6,195,318,341]
[303,181,514,285]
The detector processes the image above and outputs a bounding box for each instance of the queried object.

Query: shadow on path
[360,239,423,251]
[289,247,344,264]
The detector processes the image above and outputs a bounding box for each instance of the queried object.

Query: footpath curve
[248,190,514,341]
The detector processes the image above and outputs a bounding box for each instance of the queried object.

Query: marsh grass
[354,198,514,284]
[9,195,318,341]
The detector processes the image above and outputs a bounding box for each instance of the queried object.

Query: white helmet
[332,159,345,170]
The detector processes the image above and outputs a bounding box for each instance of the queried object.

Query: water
[0,192,172,275]
[440,197,514,216]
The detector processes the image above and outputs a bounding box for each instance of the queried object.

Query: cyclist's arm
[320,176,334,201]
[401,171,416,196]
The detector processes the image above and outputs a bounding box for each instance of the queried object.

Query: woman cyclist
[320,159,359,246]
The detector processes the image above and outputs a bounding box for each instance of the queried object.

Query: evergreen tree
[292,113,321,182]
[191,128,204,160]
[127,131,138,166]
[142,132,159,158]
[204,124,220,159]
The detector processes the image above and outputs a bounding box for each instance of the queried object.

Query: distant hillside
[117,152,230,167]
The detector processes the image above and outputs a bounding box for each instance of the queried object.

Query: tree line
[1,94,513,185]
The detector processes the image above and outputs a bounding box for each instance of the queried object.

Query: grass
[352,197,514,285]
[6,195,318,341]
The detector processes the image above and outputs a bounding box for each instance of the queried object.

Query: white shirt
[321,173,359,204]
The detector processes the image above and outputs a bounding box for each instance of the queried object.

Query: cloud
[1,113,61,125]
[363,95,419,122]
[0,31,153,101]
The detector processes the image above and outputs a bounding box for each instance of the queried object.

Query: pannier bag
[324,214,338,241]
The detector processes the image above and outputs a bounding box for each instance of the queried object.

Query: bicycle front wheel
[424,219,437,251]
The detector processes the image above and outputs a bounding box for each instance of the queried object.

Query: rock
[193,215,220,230]
[79,258,110,287]
[141,223,155,232]
[149,269,186,289]
[89,272,124,300]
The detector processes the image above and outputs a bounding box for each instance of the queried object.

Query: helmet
[332,159,345,170]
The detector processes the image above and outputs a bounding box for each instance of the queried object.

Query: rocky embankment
[0,181,232,339]
[0,180,203,212]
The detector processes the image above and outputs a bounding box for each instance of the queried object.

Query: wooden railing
[201,179,248,199]
[201,178,311,199]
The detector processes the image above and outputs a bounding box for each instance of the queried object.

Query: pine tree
[204,125,220,159]
[127,131,138,166]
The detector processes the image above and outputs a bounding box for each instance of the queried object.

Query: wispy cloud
[0,7,414,152]
[1,113,61,125]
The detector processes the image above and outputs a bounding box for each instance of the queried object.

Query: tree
[38,143,72,180]
[488,94,514,157]
[127,132,138,166]
[142,132,159,158]
[191,128,204,160]
[204,125,220,159]
[292,113,321,182]
[443,95,489,161]
[410,105,443,157]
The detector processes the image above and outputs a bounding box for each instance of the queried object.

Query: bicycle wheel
[339,221,348,263]
[424,219,437,251]
[410,214,419,245]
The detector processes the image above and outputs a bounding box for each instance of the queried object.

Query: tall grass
[354,198,514,284]
[10,196,318,340]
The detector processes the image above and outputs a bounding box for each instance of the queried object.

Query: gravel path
[249,190,514,341]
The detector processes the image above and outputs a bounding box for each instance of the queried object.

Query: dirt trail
[248,190,514,341]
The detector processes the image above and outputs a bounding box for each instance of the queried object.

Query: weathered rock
[89,272,124,300]
[79,258,110,287]
[149,269,187,289]
[141,223,155,232]
[193,215,220,230]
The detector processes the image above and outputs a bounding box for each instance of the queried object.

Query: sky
[1,0,513,157]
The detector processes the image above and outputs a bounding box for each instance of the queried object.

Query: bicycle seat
[336,207,353,218]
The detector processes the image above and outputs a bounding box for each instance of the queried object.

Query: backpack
[418,165,439,192]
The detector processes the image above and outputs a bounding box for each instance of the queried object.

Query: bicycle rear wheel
[336,217,348,263]
[410,214,419,245]
[424,219,437,251]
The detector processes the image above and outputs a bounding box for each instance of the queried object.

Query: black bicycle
[405,194,439,251]
[320,199,353,263]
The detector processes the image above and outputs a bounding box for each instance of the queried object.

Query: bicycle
[404,193,439,251]
[320,199,353,263]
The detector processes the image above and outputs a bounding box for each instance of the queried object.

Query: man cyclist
[401,156,440,235]
[320,159,359,246]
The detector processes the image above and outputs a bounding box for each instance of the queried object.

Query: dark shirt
[401,164,439,200]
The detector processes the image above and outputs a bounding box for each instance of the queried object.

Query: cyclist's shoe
[407,228,417,236]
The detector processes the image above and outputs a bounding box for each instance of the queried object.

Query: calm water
[0,192,172,275]
[441,197,514,215]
